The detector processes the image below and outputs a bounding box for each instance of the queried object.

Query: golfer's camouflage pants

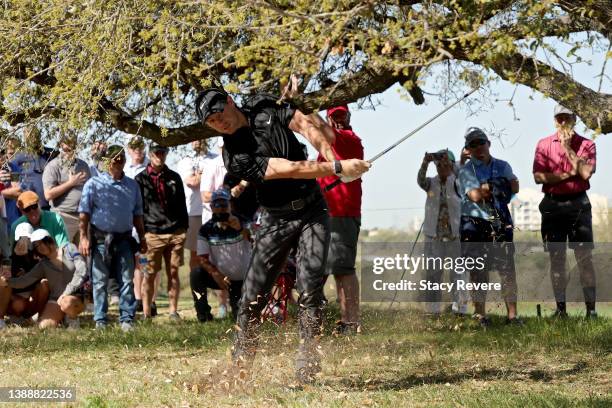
[232,196,330,363]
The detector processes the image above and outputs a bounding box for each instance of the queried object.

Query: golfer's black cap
[195,88,228,123]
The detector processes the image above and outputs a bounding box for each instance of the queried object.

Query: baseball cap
[195,88,228,123]
[17,191,39,209]
[15,223,34,240]
[128,137,145,150]
[554,104,575,117]
[211,189,230,203]
[436,149,456,162]
[103,145,125,161]
[464,127,489,147]
[30,228,52,244]
[149,142,169,153]
[327,105,349,117]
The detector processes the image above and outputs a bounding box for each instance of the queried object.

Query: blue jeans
[91,238,136,323]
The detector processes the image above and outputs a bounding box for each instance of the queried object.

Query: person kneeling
[190,189,249,322]
[0,229,88,329]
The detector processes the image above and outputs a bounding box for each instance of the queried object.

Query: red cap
[327,105,349,116]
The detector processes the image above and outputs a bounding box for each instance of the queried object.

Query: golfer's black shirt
[222,95,318,208]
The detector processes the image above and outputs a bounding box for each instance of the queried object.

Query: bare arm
[288,110,336,162]
[511,179,519,194]
[78,213,91,257]
[533,171,573,185]
[185,173,201,188]
[199,255,229,291]
[45,172,87,201]
[264,157,370,181]
[201,191,212,203]
[417,158,431,191]
[2,181,22,200]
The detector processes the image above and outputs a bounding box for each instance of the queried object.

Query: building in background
[511,188,609,232]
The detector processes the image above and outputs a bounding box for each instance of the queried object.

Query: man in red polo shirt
[533,104,597,318]
[318,105,364,334]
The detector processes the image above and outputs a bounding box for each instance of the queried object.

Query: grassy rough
[0,301,610,408]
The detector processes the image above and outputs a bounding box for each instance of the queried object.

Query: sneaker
[120,321,134,332]
[95,321,108,330]
[64,316,80,330]
[110,295,120,306]
[332,321,361,336]
[168,312,181,322]
[135,299,143,312]
[552,309,568,319]
[0,319,6,330]
[197,313,214,323]
[473,314,491,328]
[505,317,524,326]
[150,302,158,317]
[216,304,228,319]
[586,310,598,319]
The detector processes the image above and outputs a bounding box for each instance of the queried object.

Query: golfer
[196,88,370,383]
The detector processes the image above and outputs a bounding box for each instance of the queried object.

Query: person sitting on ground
[0,223,49,330]
[190,189,249,321]
[0,229,88,329]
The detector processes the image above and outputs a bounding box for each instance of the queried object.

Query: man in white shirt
[124,136,153,313]
[124,137,148,179]
[199,139,229,317]
[176,140,209,270]
[200,140,226,226]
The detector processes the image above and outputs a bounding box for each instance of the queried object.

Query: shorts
[184,216,202,251]
[144,230,186,275]
[326,216,361,276]
[539,192,594,251]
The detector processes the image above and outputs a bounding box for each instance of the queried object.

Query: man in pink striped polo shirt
[532,105,597,318]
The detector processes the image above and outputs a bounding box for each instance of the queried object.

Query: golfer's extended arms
[289,110,336,162]
[264,159,335,180]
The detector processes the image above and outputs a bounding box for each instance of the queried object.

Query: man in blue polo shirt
[78,145,147,331]
[458,127,521,327]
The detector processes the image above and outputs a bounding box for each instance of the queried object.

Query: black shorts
[539,192,594,251]
[326,217,361,276]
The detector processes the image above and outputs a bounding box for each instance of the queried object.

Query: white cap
[14,223,34,240]
[30,229,52,243]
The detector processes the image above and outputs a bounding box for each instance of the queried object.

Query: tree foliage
[0,0,610,147]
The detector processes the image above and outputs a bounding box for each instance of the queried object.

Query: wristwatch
[333,160,343,176]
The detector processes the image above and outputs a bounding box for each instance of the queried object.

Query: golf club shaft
[323,87,479,192]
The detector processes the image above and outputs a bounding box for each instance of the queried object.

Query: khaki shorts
[57,211,80,243]
[184,216,202,251]
[144,230,186,275]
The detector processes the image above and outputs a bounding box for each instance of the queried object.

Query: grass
[0,292,610,408]
[1,265,610,407]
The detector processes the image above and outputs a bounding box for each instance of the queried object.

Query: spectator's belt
[544,191,586,201]
[263,191,320,213]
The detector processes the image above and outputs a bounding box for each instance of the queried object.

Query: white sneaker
[64,316,80,330]
[120,322,134,333]
[0,319,6,330]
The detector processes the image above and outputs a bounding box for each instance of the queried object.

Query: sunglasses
[211,201,229,209]
[467,139,487,149]
[23,204,39,213]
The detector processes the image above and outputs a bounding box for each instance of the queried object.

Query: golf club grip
[323,178,342,192]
